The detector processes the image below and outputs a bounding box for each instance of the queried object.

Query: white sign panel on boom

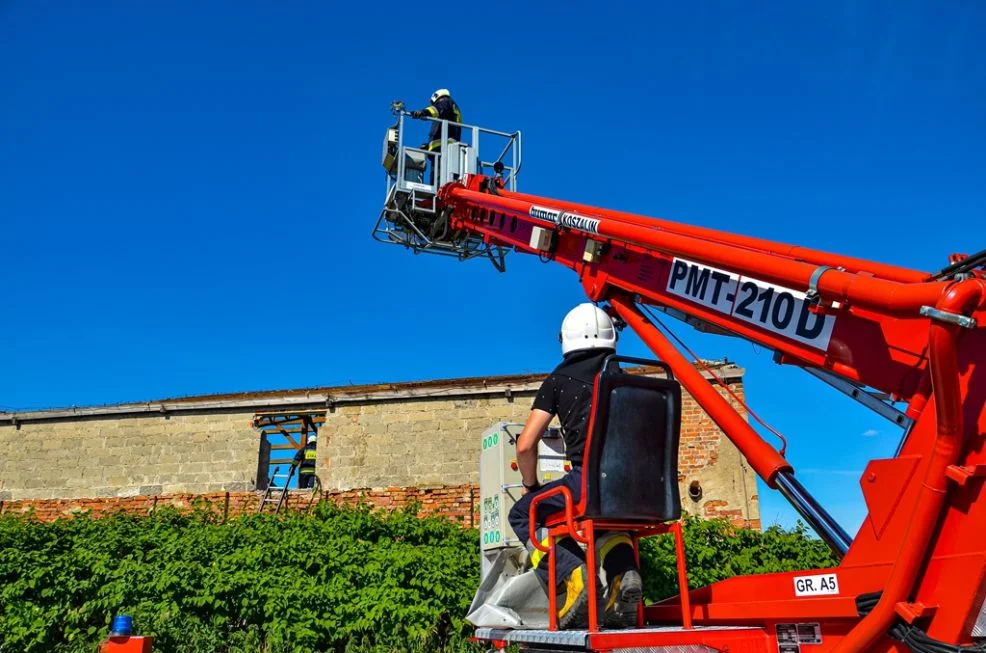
[793,573,840,597]
[665,257,836,351]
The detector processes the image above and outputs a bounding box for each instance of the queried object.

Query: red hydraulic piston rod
[833,278,986,653]
[446,186,947,316]
[503,188,927,284]
[609,295,791,486]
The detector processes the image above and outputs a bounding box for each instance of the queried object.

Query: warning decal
[776,623,823,653]
[796,624,822,645]
[481,495,501,545]
[776,624,801,653]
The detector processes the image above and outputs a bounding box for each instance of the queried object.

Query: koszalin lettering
[528,206,600,234]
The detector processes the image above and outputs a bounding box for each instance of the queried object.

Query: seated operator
[506,303,642,630]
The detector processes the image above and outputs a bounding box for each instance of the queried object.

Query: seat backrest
[582,357,682,522]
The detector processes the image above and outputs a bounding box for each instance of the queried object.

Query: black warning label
[776,624,800,653]
[776,623,823,652]
[796,623,822,645]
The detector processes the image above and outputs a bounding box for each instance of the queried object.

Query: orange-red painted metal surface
[859,456,921,540]
[99,636,154,653]
[588,625,771,652]
[442,175,986,652]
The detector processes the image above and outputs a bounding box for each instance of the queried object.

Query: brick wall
[0,484,757,529]
[679,384,760,528]
[0,485,478,525]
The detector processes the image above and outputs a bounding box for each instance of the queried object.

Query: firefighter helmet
[559,303,617,355]
[430,88,451,104]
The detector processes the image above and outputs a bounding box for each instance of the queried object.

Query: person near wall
[292,434,318,489]
[506,303,642,630]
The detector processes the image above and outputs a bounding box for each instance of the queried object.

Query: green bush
[0,502,478,653]
[0,504,836,653]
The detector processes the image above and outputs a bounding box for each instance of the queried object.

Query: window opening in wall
[253,411,325,489]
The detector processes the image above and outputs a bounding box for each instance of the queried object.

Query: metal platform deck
[474,625,768,652]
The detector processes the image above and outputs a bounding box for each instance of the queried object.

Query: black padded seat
[582,356,682,522]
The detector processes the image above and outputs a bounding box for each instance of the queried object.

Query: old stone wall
[315,385,758,526]
[0,411,259,500]
[0,366,759,527]
[318,397,530,490]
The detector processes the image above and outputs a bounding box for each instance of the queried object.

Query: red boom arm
[436,175,986,652]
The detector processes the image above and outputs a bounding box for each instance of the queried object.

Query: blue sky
[1,1,984,532]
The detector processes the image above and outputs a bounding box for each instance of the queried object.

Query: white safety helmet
[308,434,318,444]
[430,88,451,103]
[559,303,617,355]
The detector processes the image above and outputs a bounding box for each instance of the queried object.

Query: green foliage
[639,515,838,601]
[0,505,836,653]
[0,503,478,653]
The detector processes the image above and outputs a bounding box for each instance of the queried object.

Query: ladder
[303,475,324,514]
[258,465,295,514]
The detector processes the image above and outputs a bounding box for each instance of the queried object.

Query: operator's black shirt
[532,349,613,468]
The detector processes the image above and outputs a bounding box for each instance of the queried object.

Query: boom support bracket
[920,305,978,329]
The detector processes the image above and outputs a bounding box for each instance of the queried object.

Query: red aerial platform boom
[376,109,986,653]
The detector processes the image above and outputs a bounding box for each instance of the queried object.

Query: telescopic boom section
[502,188,930,285]
[440,176,946,401]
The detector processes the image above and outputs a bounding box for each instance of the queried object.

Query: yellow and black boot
[556,564,592,629]
[598,533,643,628]
[529,534,594,630]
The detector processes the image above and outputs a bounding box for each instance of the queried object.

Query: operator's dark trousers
[298,473,315,489]
[508,471,586,589]
[509,470,639,591]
